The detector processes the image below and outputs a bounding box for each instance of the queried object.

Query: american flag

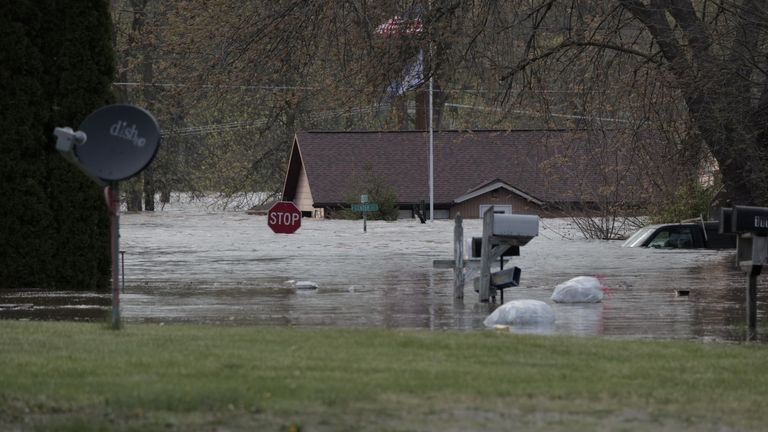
[385,49,424,97]
[376,8,424,37]
[375,15,424,37]
[376,6,426,99]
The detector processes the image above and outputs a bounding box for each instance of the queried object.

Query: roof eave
[280,135,302,201]
[453,180,545,206]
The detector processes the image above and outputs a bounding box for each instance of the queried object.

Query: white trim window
[479,204,512,216]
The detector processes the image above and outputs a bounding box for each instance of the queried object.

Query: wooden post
[738,235,767,341]
[479,207,494,302]
[747,265,760,341]
[120,250,126,294]
[453,214,464,299]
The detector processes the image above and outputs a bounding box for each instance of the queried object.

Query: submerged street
[110,202,766,342]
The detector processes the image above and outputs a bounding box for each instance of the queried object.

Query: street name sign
[351,203,379,212]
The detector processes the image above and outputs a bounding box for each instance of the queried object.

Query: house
[281,129,660,219]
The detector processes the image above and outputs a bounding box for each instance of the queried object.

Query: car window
[649,227,695,248]
[622,227,656,247]
[648,230,670,248]
[668,229,694,248]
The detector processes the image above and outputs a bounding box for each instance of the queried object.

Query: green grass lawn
[1,321,767,431]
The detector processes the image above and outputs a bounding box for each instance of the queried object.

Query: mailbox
[731,205,768,235]
[730,205,768,268]
[470,237,519,258]
[473,209,539,303]
[491,214,539,245]
[727,205,768,341]
[473,266,521,302]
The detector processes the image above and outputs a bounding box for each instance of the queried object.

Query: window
[479,205,512,216]
[648,227,694,248]
[648,231,670,248]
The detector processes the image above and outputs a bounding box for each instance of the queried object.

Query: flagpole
[377,7,432,220]
[428,50,434,222]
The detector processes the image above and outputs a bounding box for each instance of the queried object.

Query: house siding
[450,189,554,219]
[294,166,314,212]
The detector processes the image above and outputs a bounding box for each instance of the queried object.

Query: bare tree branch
[618,0,691,80]
[501,38,662,82]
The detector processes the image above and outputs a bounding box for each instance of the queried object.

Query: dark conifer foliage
[0,0,114,290]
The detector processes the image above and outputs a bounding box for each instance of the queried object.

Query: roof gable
[281,139,297,199]
[454,179,544,205]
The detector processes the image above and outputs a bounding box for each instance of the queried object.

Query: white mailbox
[492,214,539,245]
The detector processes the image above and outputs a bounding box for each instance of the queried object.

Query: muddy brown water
[4,208,767,342]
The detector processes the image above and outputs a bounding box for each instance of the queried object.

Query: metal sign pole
[109,183,121,329]
[428,73,434,222]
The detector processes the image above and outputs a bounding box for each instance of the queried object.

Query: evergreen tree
[0,0,114,290]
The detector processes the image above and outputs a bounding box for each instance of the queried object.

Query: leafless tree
[109,0,762,225]
[458,0,768,206]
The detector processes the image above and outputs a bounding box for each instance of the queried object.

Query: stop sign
[268,201,302,234]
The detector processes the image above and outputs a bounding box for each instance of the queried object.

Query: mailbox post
[453,214,465,299]
[722,206,768,341]
[475,207,539,302]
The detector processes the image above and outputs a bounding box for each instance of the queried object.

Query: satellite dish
[75,104,161,182]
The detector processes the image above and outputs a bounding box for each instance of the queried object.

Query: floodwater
[106,204,768,343]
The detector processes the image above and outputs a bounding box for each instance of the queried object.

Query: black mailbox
[731,206,768,235]
[719,208,734,234]
[471,237,519,258]
[728,206,768,341]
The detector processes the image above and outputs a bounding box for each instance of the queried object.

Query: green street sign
[351,203,379,212]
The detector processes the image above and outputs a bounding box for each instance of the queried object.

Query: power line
[163,101,631,138]
[163,106,380,137]
[445,103,631,123]
[112,82,319,91]
[112,81,615,94]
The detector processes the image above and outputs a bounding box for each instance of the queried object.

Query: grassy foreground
[1,321,767,431]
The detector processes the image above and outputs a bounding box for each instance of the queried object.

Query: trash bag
[295,281,319,290]
[551,276,604,303]
[483,299,555,327]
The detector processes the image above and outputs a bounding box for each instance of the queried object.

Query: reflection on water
[115,209,768,342]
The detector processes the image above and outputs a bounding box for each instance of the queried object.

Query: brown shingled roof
[283,129,654,207]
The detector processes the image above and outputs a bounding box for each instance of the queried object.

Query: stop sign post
[268,201,302,234]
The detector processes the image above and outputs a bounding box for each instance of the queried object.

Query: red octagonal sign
[268,201,302,234]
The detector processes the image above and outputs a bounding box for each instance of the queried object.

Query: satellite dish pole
[54,104,161,330]
[106,182,120,328]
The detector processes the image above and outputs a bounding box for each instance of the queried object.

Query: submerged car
[622,221,736,249]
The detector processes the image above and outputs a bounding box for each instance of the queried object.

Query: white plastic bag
[295,281,319,290]
[551,276,604,303]
[483,299,555,327]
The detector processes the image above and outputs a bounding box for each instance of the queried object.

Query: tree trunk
[143,166,155,211]
[126,192,143,212]
[619,0,768,205]
[126,176,143,211]
[415,89,427,130]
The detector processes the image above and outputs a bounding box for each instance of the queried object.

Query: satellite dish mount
[54,104,161,329]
